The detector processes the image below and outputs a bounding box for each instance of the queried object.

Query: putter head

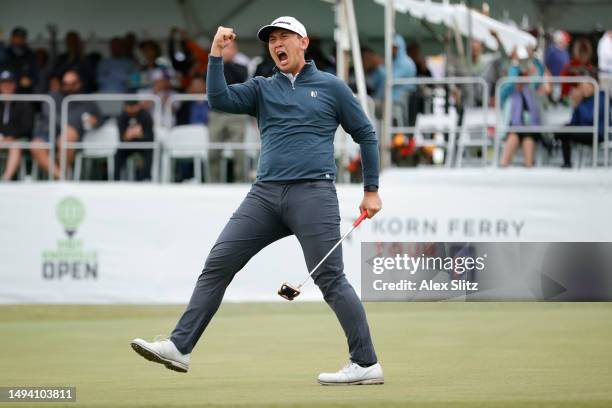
[278,282,301,301]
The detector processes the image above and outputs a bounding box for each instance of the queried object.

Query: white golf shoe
[130,337,190,373]
[318,361,384,385]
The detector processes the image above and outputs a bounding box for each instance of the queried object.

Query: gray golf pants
[170,180,378,366]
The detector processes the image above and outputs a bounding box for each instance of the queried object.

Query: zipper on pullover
[281,71,298,90]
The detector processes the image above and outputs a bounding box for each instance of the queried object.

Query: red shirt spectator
[560,38,596,97]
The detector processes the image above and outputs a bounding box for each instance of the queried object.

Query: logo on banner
[41,197,98,280]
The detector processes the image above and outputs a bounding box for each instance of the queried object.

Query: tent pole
[335,0,347,82]
[335,0,349,182]
[345,0,370,118]
[466,0,473,74]
[383,0,394,171]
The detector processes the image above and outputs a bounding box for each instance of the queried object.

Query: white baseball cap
[257,16,307,42]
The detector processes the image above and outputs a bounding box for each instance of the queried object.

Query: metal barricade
[0,94,56,181]
[60,94,162,182]
[164,94,262,155]
[384,76,490,167]
[601,74,612,167]
[494,76,600,167]
[165,94,372,183]
[164,94,261,183]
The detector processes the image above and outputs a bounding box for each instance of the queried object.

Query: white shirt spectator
[598,31,612,73]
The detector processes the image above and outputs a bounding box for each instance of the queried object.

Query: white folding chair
[414,111,458,167]
[456,108,496,167]
[544,105,573,128]
[120,126,166,181]
[162,124,210,183]
[74,119,120,181]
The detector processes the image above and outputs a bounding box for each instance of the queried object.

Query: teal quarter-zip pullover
[206,55,379,187]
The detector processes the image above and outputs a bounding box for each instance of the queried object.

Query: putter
[278,210,369,301]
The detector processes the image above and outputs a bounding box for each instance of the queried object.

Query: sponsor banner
[361,242,612,301]
[1,169,611,303]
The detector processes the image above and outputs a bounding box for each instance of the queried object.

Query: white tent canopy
[375,0,537,54]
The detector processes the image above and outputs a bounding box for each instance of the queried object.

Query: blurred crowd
[377,28,612,168]
[0,26,251,181]
[0,23,611,182]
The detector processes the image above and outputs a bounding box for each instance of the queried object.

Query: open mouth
[276,50,289,65]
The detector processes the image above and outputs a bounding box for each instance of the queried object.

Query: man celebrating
[131,17,383,385]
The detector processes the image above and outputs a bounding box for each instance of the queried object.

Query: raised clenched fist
[211,26,236,57]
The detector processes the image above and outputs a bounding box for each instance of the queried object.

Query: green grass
[0,303,611,407]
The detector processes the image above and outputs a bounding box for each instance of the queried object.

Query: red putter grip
[353,210,368,227]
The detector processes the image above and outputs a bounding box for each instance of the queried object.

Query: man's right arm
[206,26,257,115]
[207,56,257,115]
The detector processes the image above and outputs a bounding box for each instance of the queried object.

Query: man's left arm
[335,81,382,219]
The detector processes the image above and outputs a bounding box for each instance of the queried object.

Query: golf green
[1,302,610,407]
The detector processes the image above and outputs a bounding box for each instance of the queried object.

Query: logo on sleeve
[310,90,318,98]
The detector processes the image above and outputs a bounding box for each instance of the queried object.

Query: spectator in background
[115,101,153,181]
[500,46,549,167]
[217,40,247,78]
[26,25,60,94]
[0,27,38,93]
[305,36,335,74]
[170,29,209,91]
[599,30,612,92]
[174,76,209,182]
[449,31,505,108]
[124,32,139,65]
[390,34,417,101]
[545,30,571,76]
[138,39,164,90]
[97,37,138,93]
[599,31,612,73]
[469,38,504,102]
[407,42,432,79]
[139,68,176,127]
[361,46,385,100]
[31,70,101,179]
[556,79,606,168]
[0,70,34,181]
[34,48,54,94]
[208,40,248,182]
[406,42,434,124]
[47,75,61,94]
[52,31,96,92]
[168,28,194,89]
[175,76,209,125]
[254,43,275,78]
[229,42,251,70]
[560,38,596,98]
